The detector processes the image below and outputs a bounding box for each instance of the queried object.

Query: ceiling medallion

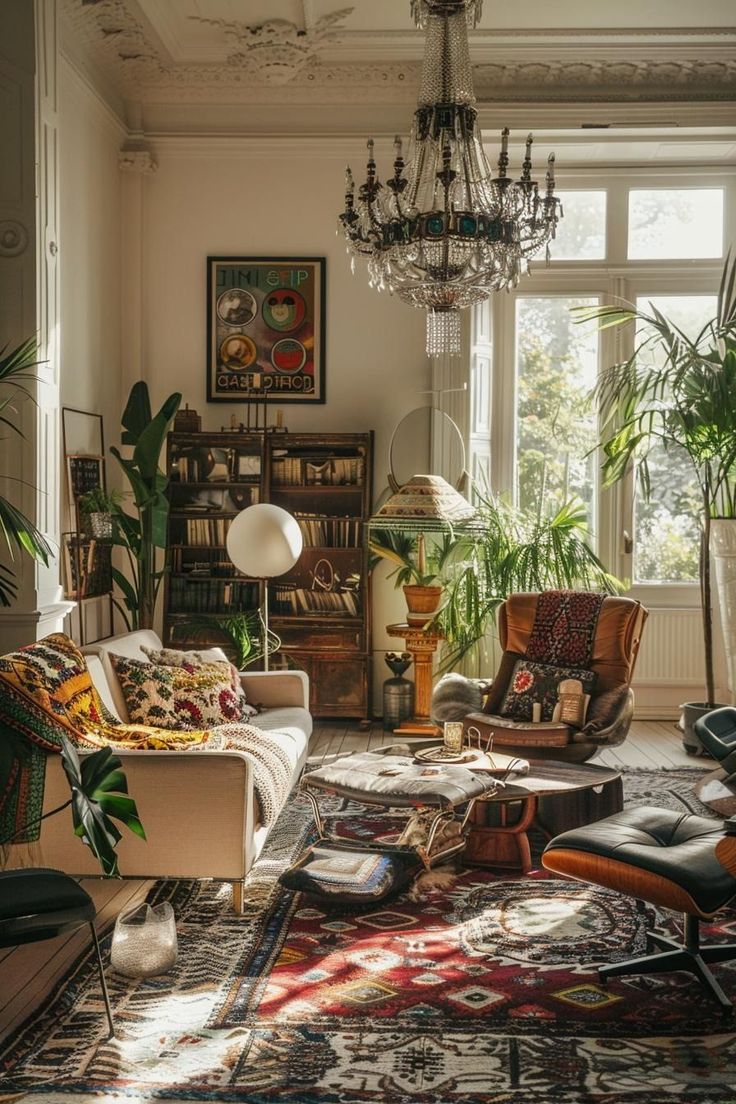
[338,0,563,357]
[192,9,353,86]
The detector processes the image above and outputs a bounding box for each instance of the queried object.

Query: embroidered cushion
[110,654,246,730]
[141,645,258,718]
[279,843,418,905]
[499,658,596,723]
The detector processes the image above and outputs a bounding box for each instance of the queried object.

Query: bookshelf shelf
[164,430,373,719]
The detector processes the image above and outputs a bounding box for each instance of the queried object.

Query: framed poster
[207,256,326,404]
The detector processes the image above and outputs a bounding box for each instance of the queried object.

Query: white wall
[59,59,123,442]
[59,58,124,641]
[137,141,432,711]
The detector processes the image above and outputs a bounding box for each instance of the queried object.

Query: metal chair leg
[89,921,115,1039]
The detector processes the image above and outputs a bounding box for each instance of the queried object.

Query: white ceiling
[60,0,736,158]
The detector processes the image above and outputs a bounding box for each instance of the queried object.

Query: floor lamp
[226,504,303,672]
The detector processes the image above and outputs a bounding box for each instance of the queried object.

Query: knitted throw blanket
[0,634,291,843]
[525,590,605,667]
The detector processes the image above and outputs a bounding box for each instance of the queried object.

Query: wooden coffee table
[465,760,623,874]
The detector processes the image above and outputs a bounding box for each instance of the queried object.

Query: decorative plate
[413,745,484,765]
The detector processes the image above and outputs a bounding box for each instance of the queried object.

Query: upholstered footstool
[542,807,736,1009]
[280,749,500,905]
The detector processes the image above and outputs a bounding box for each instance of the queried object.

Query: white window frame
[474,166,736,611]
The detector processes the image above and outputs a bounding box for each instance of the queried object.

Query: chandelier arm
[338,0,562,356]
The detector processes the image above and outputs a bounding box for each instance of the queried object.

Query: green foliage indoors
[110,382,182,631]
[0,338,53,605]
[370,490,620,673]
[1,732,145,878]
[575,251,736,706]
[187,611,282,670]
[438,492,620,671]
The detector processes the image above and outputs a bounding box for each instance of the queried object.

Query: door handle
[623,530,633,555]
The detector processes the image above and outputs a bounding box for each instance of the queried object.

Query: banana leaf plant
[573,251,736,708]
[0,338,53,605]
[110,382,182,630]
[1,733,145,877]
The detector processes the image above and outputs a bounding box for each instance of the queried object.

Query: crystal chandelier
[338,0,563,357]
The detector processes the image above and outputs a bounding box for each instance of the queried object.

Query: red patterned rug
[1,768,735,1103]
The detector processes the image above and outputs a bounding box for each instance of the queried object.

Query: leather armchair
[462,591,647,764]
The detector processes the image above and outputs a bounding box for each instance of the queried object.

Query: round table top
[310,744,621,806]
[493,760,621,800]
[386,621,444,642]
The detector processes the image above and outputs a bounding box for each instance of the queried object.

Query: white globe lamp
[226,503,303,670]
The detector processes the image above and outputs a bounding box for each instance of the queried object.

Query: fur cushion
[430,673,488,724]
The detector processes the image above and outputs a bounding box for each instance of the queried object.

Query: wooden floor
[307,718,712,772]
[0,720,715,1044]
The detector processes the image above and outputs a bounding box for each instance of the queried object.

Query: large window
[472,171,733,604]
[628,189,724,259]
[632,295,718,585]
[515,297,599,530]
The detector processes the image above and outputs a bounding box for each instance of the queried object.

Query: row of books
[270,456,364,487]
[271,584,360,617]
[171,450,262,483]
[171,551,236,577]
[169,578,258,613]
[294,513,363,548]
[180,518,232,546]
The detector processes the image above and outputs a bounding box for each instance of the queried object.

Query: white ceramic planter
[710,518,736,704]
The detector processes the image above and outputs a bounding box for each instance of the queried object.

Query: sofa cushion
[110,654,247,730]
[83,630,164,722]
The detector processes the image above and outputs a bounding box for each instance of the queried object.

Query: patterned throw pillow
[499,659,596,723]
[110,655,246,730]
[141,645,258,719]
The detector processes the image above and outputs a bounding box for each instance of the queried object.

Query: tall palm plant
[0,338,53,605]
[574,252,736,708]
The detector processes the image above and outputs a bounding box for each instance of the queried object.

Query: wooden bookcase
[164,430,373,719]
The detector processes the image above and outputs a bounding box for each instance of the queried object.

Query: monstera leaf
[60,736,146,877]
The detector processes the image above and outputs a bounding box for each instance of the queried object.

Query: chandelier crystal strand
[338,0,562,357]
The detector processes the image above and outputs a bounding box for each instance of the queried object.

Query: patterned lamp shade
[368,474,478,533]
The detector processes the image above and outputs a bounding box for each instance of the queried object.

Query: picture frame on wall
[207,256,326,405]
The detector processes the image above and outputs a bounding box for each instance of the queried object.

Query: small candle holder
[443,721,464,755]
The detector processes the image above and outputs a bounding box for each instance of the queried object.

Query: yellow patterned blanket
[0,634,290,843]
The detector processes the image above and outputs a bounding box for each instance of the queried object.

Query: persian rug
[1,768,736,1104]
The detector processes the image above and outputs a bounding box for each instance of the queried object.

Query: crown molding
[60,0,736,109]
[147,132,736,172]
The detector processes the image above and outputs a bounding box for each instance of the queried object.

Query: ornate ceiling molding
[60,0,736,110]
[189,9,353,86]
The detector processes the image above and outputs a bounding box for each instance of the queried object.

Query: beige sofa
[9,630,312,913]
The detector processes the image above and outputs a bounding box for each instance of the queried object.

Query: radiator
[633,608,704,687]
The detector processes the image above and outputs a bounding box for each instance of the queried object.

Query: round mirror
[389,407,467,491]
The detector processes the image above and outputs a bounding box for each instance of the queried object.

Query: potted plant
[109,381,182,630]
[0,337,53,605]
[79,487,124,541]
[437,491,620,671]
[576,252,736,751]
[186,610,282,669]
[369,530,461,626]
